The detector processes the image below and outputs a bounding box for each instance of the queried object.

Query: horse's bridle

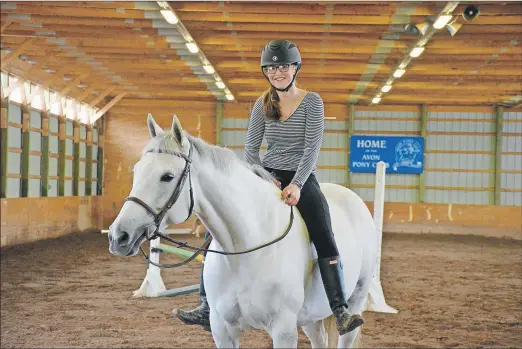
[125,145,195,242]
[124,143,294,269]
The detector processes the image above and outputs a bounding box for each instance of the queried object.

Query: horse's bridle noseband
[124,142,294,268]
[125,145,195,241]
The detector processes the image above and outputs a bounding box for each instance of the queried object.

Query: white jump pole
[132,237,167,297]
[367,161,398,313]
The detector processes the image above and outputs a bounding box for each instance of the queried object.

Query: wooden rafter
[92,92,127,120]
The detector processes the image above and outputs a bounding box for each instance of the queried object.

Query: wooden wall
[1,196,102,246]
[101,98,216,230]
[1,73,105,247]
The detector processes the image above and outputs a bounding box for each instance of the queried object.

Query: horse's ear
[147,113,164,138]
[170,114,186,146]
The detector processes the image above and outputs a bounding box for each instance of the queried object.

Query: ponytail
[262,86,280,121]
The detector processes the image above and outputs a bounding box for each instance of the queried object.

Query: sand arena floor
[1,231,521,348]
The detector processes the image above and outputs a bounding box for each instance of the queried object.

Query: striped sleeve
[291,92,324,189]
[244,97,265,166]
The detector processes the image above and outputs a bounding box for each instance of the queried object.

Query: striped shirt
[244,91,324,189]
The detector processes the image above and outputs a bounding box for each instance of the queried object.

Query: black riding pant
[264,167,340,259]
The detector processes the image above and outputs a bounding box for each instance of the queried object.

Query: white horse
[109,114,381,348]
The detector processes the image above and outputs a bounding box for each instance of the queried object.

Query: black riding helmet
[260,40,301,92]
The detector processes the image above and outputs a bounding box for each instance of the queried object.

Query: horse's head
[108,113,194,256]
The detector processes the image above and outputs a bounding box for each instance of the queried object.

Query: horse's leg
[269,310,298,348]
[301,320,327,348]
[209,309,240,348]
[338,327,362,348]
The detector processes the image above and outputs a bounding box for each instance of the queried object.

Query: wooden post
[419,104,428,203]
[215,100,223,146]
[346,103,355,187]
[493,105,504,205]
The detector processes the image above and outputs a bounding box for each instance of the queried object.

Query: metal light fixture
[160,10,178,24]
[381,85,392,93]
[433,15,453,29]
[203,65,215,74]
[185,42,199,53]
[410,47,425,58]
[393,69,406,78]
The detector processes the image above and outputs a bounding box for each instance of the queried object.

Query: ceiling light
[446,22,462,36]
[410,47,425,57]
[216,81,225,89]
[393,69,406,78]
[433,15,453,29]
[62,76,73,81]
[186,42,199,53]
[372,97,381,104]
[203,65,215,74]
[381,85,392,93]
[77,83,88,88]
[225,94,234,101]
[404,22,430,36]
[160,10,178,24]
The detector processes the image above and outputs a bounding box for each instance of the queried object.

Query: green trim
[41,132,49,197]
[20,121,30,197]
[346,103,355,187]
[58,139,66,196]
[419,104,428,203]
[215,100,223,146]
[86,141,92,196]
[96,115,105,196]
[73,127,80,196]
[493,106,504,205]
[0,127,7,198]
[97,147,103,196]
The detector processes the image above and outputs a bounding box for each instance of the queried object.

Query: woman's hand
[272,177,282,188]
[281,184,300,206]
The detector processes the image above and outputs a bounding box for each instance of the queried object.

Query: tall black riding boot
[318,256,364,335]
[172,233,211,331]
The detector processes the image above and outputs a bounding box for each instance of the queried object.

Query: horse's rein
[128,142,294,268]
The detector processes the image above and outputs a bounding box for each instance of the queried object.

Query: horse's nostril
[117,231,130,247]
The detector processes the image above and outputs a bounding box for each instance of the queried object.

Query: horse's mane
[142,130,276,185]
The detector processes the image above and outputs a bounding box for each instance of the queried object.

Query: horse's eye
[160,173,175,182]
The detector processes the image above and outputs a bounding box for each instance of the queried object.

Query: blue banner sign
[349,135,424,174]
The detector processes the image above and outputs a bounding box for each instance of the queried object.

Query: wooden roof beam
[92,92,127,121]
[1,37,35,68]
[88,86,116,108]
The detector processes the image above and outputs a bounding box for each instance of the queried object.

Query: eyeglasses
[262,64,294,74]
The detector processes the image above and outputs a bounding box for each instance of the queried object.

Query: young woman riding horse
[174,39,364,336]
